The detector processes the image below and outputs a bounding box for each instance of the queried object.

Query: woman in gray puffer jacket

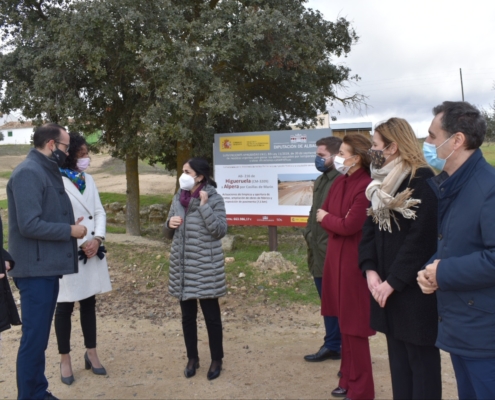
[164,158,227,381]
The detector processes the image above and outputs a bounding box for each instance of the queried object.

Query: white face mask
[76,157,91,172]
[334,155,355,175]
[179,173,197,191]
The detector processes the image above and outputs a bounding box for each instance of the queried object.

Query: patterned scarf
[60,168,86,194]
[365,157,420,232]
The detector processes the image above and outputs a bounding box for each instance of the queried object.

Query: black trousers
[179,298,223,361]
[54,295,97,354]
[386,335,442,400]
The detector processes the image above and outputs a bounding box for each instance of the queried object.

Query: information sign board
[213,129,332,227]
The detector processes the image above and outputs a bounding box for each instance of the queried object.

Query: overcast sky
[306,0,495,137]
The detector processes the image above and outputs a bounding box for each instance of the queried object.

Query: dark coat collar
[428,149,484,224]
[428,149,483,200]
[26,148,63,181]
[323,167,340,180]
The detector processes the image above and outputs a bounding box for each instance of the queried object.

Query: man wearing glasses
[7,123,87,400]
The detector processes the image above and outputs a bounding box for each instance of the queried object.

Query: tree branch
[32,0,48,21]
[209,0,220,9]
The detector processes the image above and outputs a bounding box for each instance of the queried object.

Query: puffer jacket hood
[164,184,227,301]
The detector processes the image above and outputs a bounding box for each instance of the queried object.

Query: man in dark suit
[418,101,495,399]
[8,123,87,400]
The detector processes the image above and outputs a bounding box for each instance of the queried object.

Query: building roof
[0,120,35,130]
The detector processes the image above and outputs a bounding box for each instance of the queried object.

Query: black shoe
[60,363,75,385]
[184,358,200,378]
[44,391,59,400]
[331,386,348,398]
[84,352,107,375]
[207,360,222,381]
[304,346,341,362]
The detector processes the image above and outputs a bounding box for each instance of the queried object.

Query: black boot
[184,358,200,378]
[206,359,222,381]
[304,345,341,362]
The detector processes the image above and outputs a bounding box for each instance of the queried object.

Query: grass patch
[223,226,318,306]
[1,214,317,307]
[99,192,173,207]
[106,225,126,234]
[0,144,31,156]
[0,170,12,179]
[481,143,495,167]
[1,193,171,211]
[104,242,170,290]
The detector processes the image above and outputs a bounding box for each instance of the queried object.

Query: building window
[8,131,13,137]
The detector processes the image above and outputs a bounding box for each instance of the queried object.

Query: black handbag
[0,275,22,333]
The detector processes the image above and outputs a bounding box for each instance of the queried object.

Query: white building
[0,120,34,145]
[289,114,330,130]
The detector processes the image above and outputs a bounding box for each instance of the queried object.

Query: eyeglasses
[55,141,70,152]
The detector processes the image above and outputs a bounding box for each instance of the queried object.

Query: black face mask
[51,148,67,168]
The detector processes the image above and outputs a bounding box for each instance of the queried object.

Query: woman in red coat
[317,134,375,400]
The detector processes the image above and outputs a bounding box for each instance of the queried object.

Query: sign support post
[268,226,278,251]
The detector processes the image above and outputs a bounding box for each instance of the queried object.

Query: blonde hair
[374,118,430,178]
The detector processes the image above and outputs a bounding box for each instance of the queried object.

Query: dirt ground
[278,181,313,206]
[0,234,458,399]
[0,153,458,399]
[0,286,458,399]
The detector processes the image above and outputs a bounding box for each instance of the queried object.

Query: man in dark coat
[303,136,342,362]
[0,214,21,333]
[8,123,87,400]
[418,101,495,400]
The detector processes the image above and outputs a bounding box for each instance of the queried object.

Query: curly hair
[61,132,88,171]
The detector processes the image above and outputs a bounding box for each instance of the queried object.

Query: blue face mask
[423,137,453,171]
[315,155,332,172]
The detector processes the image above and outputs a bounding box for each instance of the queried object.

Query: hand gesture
[83,239,100,259]
[372,280,394,308]
[199,190,209,206]
[168,216,183,229]
[417,261,439,295]
[71,217,87,239]
[366,270,382,293]
[316,209,328,223]
[0,260,11,279]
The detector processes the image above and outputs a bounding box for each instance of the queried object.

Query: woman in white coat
[55,132,112,385]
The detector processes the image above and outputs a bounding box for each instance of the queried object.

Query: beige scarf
[365,157,421,232]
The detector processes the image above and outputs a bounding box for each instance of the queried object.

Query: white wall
[0,127,33,145]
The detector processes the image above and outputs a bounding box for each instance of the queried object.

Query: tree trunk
[175,140,192,192]
[125,153,141,236]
